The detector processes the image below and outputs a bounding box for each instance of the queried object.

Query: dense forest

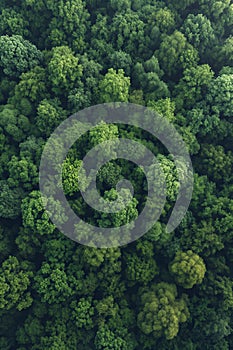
[0,0,233,349]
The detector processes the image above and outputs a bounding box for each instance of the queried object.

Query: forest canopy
[0,0,233,349]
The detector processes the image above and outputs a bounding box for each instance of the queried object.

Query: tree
[0,35,42,77]
[147,98,176,123]
[97,188,138,228]
[174,64,214,109]
[0,256,33,311]
[132,57,169,101]
[70,297,94,330]
[108,50,132,76]
[156,30,199,79]
[0,104,31,142]
[137,282,189,340]
[62,157,88,196]
[48,45,83,95]
[0,180,24,219]
[169,250,206,289]
[220,36,233,66]
[94,325,128,350]
[98,68,130,103]
[36,99,67,138]
[124,241,159,285]
[34,262,73,304]
[0,7,29,37]
[110,12,148,57]
[206,73,233,119]
[195,144,233,183]
[181,14,215,56]
[47,0,90,52]
[7,155,38,191]
[21,191,56,236]
[154,8,175,34]
[12,66,49,106]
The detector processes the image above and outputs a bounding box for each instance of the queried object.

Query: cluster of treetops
[0,0,232,349]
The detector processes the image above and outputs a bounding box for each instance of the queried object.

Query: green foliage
[0,104,31,142]
[7,155,38,191]
[137,282,189,340]
[110,11,147,57]
[156,30,199,79]
[48,45,83,94]
[0,7,29,36]
[0,180,24,219]
[12,66,48,105]
[36,99,67,137]
[0,35,41,77]
[124,242,159,285]
[95,325,128,350]
[34,262,73,303]
[147,98,176,123]
[174,64,214,109]
[0,256,33,311]
[181,14,215,55]
[21,191,56,235]
[169,250,206,289]
[0,1,233,348]
[98,68,130,103]
[70,297,94,329]
[206,73,233,119]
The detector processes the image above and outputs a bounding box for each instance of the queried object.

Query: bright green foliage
[21,191,56,235]
[181,14,215,54]
[95,325,128,350]
[147,98,176,123]
[156,30,199,79]
[206,73,233,119]
[0,8,29,36]
[95,295,119,319]
[62,158,88,196]
[97,188,138,228]
[48,45,83,94]
[36,99,67,137]
[154,8,175,33]
[0,35,41,77]
[82,247,121,268]
[34,262,73,303]
[0,256,33,311]
[169,250,206,289]
[156,155,180,202]
[70,297,94,329]
[137,282,189,340]
[0,0,233,349]
[98,68,130,103]
[47,0,90,51]
[12,66,48,105]
[7,155,38,190]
